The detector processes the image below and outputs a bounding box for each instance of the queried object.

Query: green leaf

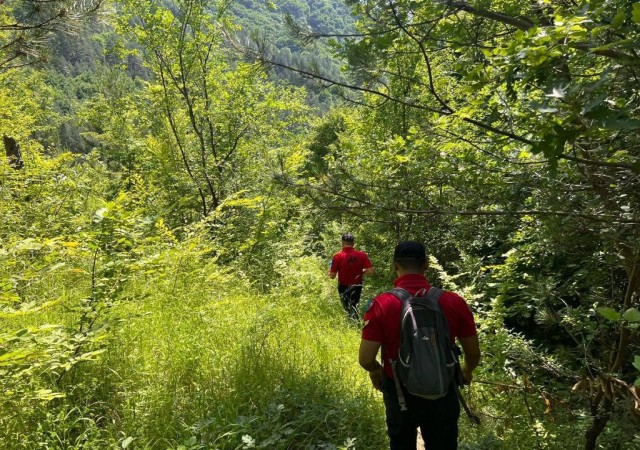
[611,9,626,28]
[634,355,640,371]
[601,118,640,130]
[76,349,107,361]
[122,437,134,449]
[15,239,43,252]
[49,262,66,272]
[623,308,640,322]
[597,307,621,321]
[0,349,36,365]
[580,95,608,116]
[33,389,65,401]
[632,4,640,24]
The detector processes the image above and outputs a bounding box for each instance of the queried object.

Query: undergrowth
[3,224,637,448]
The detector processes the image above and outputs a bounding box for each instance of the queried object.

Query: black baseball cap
[393,241,426,261]
[341,232,355,242]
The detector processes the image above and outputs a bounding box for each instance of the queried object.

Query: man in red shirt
[359,241,481,450]
[329,233,374,319]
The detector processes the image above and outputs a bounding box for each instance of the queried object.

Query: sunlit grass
[3,242,616,449]
[85,253,387,449]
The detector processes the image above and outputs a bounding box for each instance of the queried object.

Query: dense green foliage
[0,198,387,448]
[1,0,639,449]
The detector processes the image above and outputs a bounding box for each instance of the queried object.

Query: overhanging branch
[227,33,535,145]
[283,178,640,225]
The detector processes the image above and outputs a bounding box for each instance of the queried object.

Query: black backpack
[388,286,462,410]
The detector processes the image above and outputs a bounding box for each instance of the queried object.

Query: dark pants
[381,376,460,450]
[338,284,362,319]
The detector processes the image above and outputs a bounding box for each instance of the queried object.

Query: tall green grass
[4,236,628,449]
[1,239,390,449]
[103,250,392,449]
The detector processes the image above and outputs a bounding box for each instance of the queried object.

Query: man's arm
[458,334,481,384]
[362,253,374,277]
[359,339,383,390]
[328,256,337,279]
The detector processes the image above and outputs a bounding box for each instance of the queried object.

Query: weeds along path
[3,244,567,449]
[93,258,390,449]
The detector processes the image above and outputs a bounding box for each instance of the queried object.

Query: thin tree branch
[285,178,640,224]
[388,0,452,112]
[559,153,640,173]
[228,34,535,144]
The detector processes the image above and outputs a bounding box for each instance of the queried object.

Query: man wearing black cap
[359,241,481,449]
[329,233,374,319]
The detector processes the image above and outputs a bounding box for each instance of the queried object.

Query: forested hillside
[1,0,639,449]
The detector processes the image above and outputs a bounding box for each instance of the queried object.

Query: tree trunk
[584,392,613,450]
[4,135,24,170]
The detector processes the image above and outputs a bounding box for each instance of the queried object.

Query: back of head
[393,241,426,272]
[341,232,355,246]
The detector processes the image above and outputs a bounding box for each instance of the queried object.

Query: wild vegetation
[1,0,639,449]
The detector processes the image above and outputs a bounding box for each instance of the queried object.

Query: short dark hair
[393,241,426,270]
[341,232,354,242]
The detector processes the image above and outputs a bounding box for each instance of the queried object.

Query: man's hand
[458,334,481,385]
[369,366,383,391]
[461,364,474,384]
[359,339,383,391]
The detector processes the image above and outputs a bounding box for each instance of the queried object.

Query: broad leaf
[633,4,640,24]
[623,308,640,323]
[597,307,621,321]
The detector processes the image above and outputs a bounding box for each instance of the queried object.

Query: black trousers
[338,284,363,319]
[381,376,460,450]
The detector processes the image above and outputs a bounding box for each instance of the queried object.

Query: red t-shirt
[330,247,372,285]
[362,273,477,379]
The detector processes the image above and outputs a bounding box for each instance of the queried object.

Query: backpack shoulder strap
[425,286,445,302]
[388,287,411,302]
[389,287,444,303]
